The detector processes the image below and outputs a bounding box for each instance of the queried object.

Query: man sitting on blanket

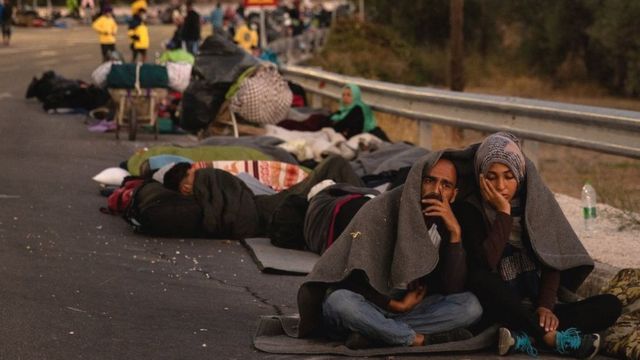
[162,155,364,240]
[295,154,482,349]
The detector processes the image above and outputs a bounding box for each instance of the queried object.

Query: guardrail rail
[281,64,640,160]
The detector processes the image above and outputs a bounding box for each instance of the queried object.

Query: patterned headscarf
[474,132,526,186]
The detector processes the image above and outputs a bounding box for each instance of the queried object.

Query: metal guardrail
[280,65,640,159]
[268,29,329,65]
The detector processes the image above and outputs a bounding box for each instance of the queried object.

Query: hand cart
[108,88,168,141]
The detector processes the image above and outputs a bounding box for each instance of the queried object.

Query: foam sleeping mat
[241,238,319,275]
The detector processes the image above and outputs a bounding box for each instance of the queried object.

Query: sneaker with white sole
[498,327,538,357]
[555,328,601,360]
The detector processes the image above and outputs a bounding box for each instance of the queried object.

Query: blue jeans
[183,40,199,55]
[322,289,482,346]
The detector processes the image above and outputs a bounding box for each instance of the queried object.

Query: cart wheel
[128,104,137,141]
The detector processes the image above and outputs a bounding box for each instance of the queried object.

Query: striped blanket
[193,160,308,192]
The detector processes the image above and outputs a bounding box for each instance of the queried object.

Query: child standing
[92,6,117,62]
[127,8,149,63]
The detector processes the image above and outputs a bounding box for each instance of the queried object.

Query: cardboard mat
[242,238,319,275]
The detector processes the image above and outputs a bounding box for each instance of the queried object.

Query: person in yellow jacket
[92,6,118,62]
[234,21,258,53]
[130,0,146,16]
[127,8,149,62]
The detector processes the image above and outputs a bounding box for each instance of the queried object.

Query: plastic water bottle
[581,182,597,231]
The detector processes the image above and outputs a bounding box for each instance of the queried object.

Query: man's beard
[422,192,445,229]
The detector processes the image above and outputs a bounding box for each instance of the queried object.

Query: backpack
[101,177,145,215]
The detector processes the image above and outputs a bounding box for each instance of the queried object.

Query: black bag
[26,70,110,111]
[267,194,309,250]
[125,182,204,237]
[179,32,258,133]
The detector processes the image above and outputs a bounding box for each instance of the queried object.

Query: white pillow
[92,167,131,186]
[152,162,176,184]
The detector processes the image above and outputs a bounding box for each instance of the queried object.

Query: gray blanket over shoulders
[297,150,447,337]
[515,156,593,289]
[456,145,593,291]
[296,144,593,338]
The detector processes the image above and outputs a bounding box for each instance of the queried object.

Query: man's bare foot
[412,333,425,346]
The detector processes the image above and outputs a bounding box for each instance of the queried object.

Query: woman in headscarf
[330,84,388,141]
[454,132,621,359]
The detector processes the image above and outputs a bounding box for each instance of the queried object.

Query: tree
[588,0,640,95]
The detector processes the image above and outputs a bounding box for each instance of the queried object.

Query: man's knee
[323,289,363,319]
[449,292,483,326]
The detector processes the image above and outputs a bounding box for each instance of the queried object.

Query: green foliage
[587,0,640,96]
[308,21,447,86]
[332,0,640,96]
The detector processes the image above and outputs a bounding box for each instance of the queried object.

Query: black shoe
[345,332,377,350]
[424,327,474,345]
[555,328,600,360]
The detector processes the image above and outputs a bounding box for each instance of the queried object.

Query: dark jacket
[193,168,259,239]
[182,9,201,41]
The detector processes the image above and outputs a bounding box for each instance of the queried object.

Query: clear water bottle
[581,182,597,231]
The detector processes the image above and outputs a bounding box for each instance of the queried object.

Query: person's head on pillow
[163,162,195,195]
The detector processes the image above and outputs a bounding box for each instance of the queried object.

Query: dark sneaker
[555,328,600,360]
[498,327,538,357]
[344,332,377,350]
[425,328,473,345]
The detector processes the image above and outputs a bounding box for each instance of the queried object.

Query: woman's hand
[536,307,559,332]
[388,285,427,313]
[479,174,511,214]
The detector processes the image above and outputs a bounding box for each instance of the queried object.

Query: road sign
[244,0,277,7]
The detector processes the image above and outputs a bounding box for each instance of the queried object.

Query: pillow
[92,167,131,186]
[152,162,176,184]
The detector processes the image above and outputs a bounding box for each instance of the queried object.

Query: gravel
[555,193,640,269]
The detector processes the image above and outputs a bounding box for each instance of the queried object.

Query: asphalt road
[0,25,612,360]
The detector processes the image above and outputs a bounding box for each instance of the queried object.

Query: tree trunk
[449,0,465,92]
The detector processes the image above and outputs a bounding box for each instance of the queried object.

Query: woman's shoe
[498,327,538,357]
[555,328,600,360]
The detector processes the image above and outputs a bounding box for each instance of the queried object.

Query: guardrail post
[310,92,323,108]
[522,139,540,169]
[418,121,433,150]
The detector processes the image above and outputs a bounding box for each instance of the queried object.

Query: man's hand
[421,197,462,243]
[479,174,511,214]
[536,307,559,332]
[387,285,426,313]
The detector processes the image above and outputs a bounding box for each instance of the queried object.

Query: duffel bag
[107,63,169,89]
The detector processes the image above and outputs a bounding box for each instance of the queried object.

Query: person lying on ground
[454,132,622,359]
[303,182,379,255]
[295,153,482,349]
[330,83,389,141]
[162,155,364,240]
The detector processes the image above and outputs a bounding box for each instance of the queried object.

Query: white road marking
[36,50,59,58]
[0,194,20,198]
